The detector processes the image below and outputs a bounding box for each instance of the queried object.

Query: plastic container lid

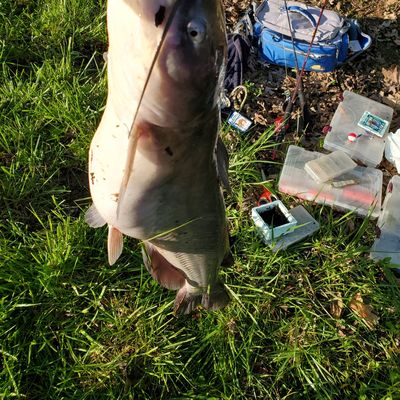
[323,91,393,167]
[304,150,357,183]
[278,145,382,218]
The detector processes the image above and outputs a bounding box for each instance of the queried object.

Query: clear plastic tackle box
[323,91,393,167]
[278,145,382,218]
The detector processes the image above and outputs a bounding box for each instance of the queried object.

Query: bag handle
[287,6,317,28]
[343,18,372,63]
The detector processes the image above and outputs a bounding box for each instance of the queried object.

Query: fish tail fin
[142,243,186,290]
[174,282,229,315]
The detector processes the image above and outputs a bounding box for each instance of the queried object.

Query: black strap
[224,33,252,94]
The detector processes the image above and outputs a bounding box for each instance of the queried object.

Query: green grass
[1,1,399,399]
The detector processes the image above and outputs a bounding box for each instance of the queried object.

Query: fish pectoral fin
[216,136,231,194]
[85,204,106,228]
[174,283,230,315]
[107,225,123,265]
[142,243,186,290]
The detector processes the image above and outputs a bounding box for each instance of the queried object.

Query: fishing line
[276,0,328,142]
[289,0,328,105]
[283,0,301,74]
[128,0,184,140]
[118,0,184,215]
[279,0,306,136]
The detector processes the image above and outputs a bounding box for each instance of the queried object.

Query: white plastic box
[305,150,357,183]
[278,145,382,218]
[324,91,393,167]
[370,175,400,270]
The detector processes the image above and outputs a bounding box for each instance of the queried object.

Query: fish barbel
[86,0,230,313]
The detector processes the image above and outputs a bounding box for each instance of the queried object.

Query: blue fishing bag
[253,0,371,72]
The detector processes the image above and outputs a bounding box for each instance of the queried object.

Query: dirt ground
[223,0,400,180]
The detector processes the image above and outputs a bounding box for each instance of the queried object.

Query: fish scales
[87,0,230,314]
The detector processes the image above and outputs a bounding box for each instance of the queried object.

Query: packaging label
[357,111,389,138]
[228,111,252,133]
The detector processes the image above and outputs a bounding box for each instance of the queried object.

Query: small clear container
[278,145,382,218]
[305,150,357,183]
[252,200,297,243]
[323,91,393,167]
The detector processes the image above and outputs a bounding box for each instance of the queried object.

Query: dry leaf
[382,65,400,85]
[349,293,379,329]
[330,294,344,319]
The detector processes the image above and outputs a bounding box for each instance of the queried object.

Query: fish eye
[187,19,206,42]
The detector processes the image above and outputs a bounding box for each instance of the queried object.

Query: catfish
[86,0,230,314]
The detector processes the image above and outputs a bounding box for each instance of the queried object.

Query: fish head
[145,0,228,127]
[109,0,227,128]
[159,1,227,85]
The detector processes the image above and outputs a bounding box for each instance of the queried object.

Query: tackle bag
[253,0,371,72]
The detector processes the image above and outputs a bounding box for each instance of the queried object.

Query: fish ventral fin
[142,242,186,290]
[108,225,123,265]
[85,204,106,228]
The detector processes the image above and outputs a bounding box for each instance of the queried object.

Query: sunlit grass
[1,1,399,399]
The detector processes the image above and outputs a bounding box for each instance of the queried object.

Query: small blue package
[228,111,252,133]
[357,111,389,137]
